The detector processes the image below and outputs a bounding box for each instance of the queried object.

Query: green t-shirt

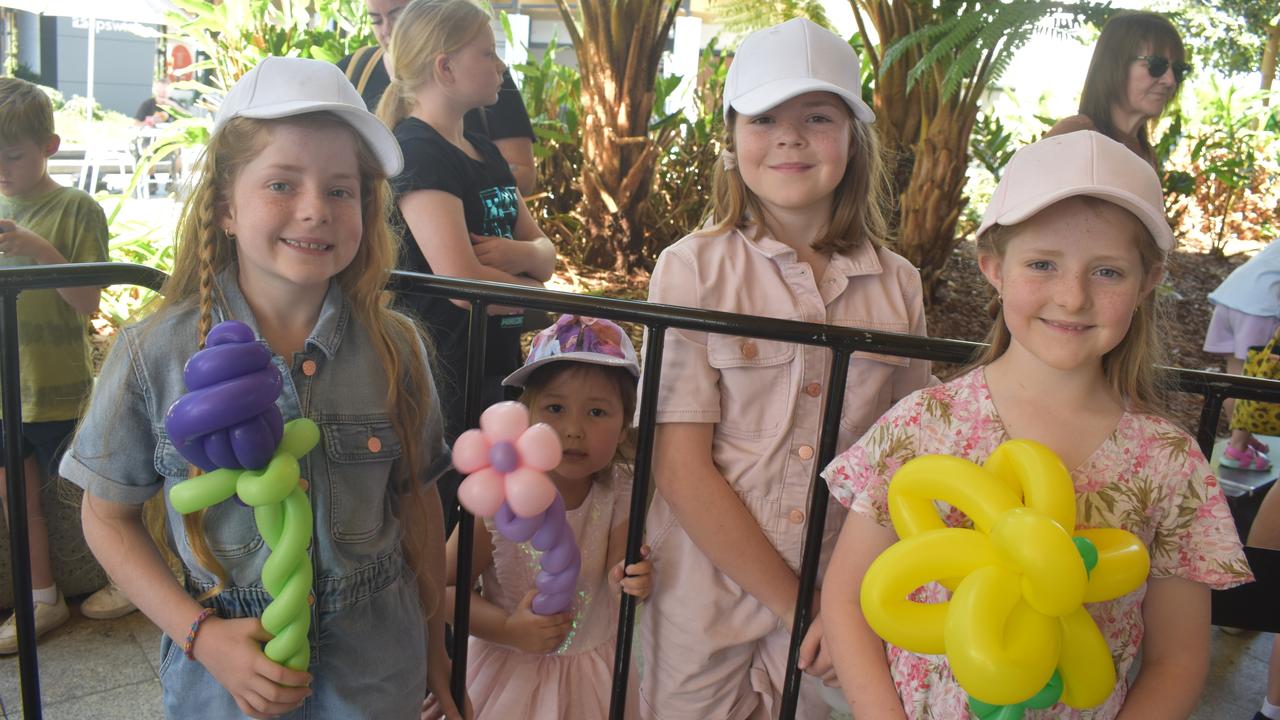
[0,185,109,422]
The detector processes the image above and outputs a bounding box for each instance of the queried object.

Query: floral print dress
[822,368,1254,720]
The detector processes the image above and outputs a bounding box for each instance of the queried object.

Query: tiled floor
[0,602,1271,719]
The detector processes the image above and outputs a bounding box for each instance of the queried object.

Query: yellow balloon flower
[860,439,1149,711]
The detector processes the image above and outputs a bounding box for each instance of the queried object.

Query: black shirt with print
[390,117,525,441]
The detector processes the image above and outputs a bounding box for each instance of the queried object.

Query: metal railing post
[450,302,489,709]
[1,289,43,720]
[778,349,851,718]
[608,325,666,719]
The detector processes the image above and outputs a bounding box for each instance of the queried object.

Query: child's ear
[977,250,1003,296]
[433,52,452,85]
[42,134,61,158]
[1142,261,1166,298]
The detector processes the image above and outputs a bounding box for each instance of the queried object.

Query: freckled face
[224,121,364,299]
[980,197,1158,375]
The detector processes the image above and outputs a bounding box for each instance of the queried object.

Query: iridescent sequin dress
[467,469,639,718]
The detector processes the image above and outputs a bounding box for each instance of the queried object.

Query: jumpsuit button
[297,477,309,492]
[797,445,814,460]
[788,509,806,524]
[804,383,821,398]
[301,359,318,376]
[367,436,383,452]
[741,340,758,360]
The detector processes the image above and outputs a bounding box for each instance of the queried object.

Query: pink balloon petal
[505,468,556,517]
[457,468,506,517]
[480,401,529,443]
[517,423,563,472]
[452,429,489,473]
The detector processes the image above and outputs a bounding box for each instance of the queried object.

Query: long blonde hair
[705,106,893,255]
[374,0,492,130]
[158,113,435,607]
[974,196,1170,413]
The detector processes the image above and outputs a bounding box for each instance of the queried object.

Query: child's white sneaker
[81,583,136,620]
[0,591,70,654]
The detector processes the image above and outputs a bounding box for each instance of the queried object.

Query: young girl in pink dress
[440,315,653,719]
[821,130,1254,720]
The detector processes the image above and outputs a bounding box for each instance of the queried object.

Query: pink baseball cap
[977,130,1173,251]
[503,315,640,389]
[724,18,875,123]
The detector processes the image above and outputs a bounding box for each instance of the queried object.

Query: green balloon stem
[1073,536,1099,577]
[169,418,319,672]
[968,671,1062,719]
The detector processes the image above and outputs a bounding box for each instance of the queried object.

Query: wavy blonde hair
[704,105,892,255]
[375,0,492,130]
[974,196,1170,414]
[156,113,435,610]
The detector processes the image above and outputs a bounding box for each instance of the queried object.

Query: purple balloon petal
[265,404,284,446]
[183,341,272,390]
[165,367,282,448]
[203,428,240,470]
[489,442,519,474]
[206,320,256,347]
[230,414,276,469]
[179,435,217,473]
[531,591,574,616]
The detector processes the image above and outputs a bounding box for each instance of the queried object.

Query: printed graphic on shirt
[480,185,519,239]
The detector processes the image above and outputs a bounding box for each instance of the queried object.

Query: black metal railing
[2,262,1279,720]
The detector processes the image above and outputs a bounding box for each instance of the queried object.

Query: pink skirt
[1204,305,1280,359]
[467,636,640,719]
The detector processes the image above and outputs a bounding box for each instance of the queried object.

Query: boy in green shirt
[0,77,131,652]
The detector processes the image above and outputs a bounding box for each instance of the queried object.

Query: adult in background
[337,0,538,194]
[1046,11,1189,169]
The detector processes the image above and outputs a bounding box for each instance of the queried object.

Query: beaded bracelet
[183,607,216,660]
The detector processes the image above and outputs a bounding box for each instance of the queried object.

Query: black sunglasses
[1134,55,1191,83]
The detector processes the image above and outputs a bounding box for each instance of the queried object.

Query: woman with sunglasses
[1047,11,1189,169]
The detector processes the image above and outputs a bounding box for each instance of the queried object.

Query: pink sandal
[1221,444,1272,471]
[1248,436,1270,454]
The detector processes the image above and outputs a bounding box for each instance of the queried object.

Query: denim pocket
[319,416,402,543]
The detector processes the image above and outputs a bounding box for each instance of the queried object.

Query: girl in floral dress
[820,130,1254,720]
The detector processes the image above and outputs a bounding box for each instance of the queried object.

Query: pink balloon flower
[452,401,563,518]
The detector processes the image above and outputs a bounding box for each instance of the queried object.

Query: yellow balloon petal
[984,439,1076,533]
[991,508,1087,616]
[946,566,1060,705]
[888,455,1022,536]
[1077,528,1150,602]
[861,528,996,654]
[1057,607,1117,708]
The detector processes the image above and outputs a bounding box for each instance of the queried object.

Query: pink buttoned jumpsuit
[637,226,932,720]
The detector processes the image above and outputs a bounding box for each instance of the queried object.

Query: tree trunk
[1262,24,1279,93]
[854,0,979,302]
[555,0,680,272]
[895,100,979,294]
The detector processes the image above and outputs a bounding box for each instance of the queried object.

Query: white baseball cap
[977,130,1174,252]
[213,56,403,177]
[724,17,875,123]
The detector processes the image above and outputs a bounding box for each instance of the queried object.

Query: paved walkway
[0,600,1271,719]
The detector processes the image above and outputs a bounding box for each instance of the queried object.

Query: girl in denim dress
[61,57,466,719]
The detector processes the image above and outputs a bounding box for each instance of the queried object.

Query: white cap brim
[502,352,640,389]
[728,77,875,124]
